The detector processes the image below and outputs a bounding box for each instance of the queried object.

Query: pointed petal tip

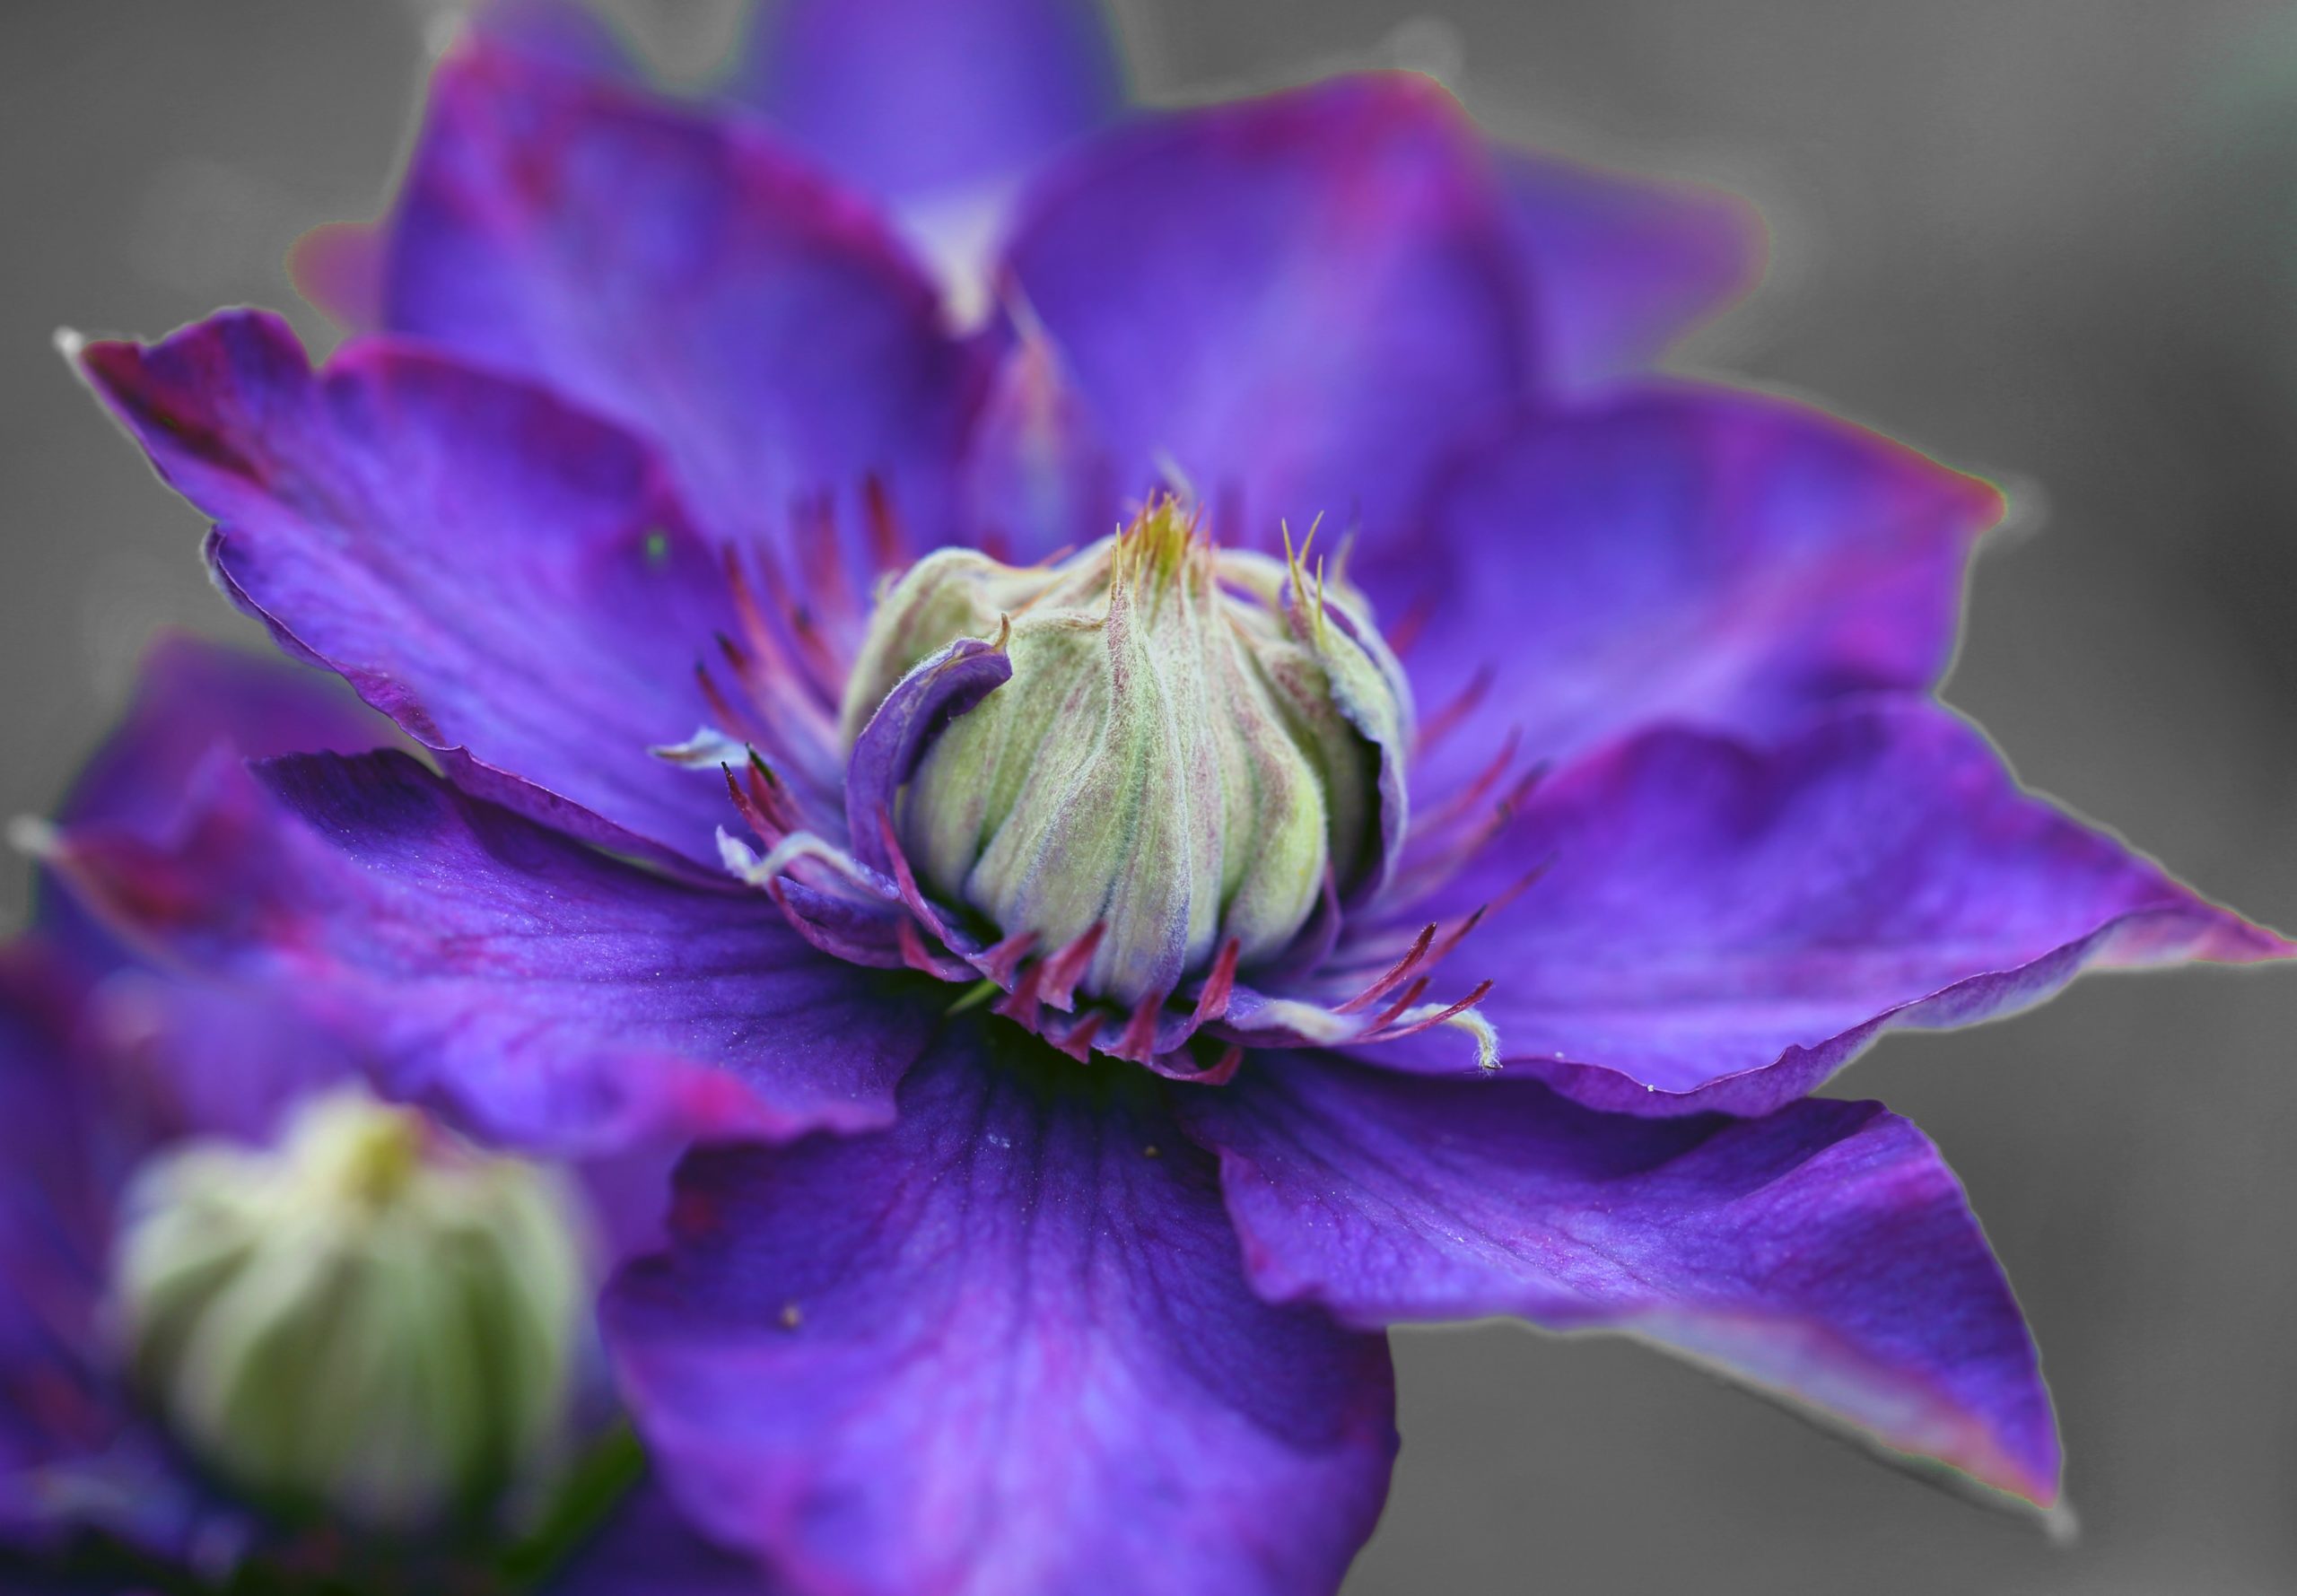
[51,326,86,362]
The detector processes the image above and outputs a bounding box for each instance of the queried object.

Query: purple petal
[0,950,243,1564]
[286,219,385,332]
[75,310,749,866]
[0,952,116,1499]
[469,0,643,83]
[53,632,393,840]
[1503,153,1763,389]
[552,1480,767,1596]
[959,327,1121,562]
[1000,73,1532,543]
[1373,382,2002,778]
[386,40,986,551]
[36,637,406,1151]
[1384,702,2286,1114]
[39,632,394,963]
[843,634,1013,876]
[40,749,940,1156]
[1181,1051,2060,1506]
[606,1025,1397,1596]
[739,0,1123,201]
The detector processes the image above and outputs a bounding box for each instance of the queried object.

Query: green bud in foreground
[841,499,1411,1007]
[113,1087,587,1533]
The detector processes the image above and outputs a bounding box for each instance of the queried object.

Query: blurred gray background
[7,2,2297,1592]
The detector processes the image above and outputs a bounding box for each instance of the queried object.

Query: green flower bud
[843,499,1411,1006]
[112,1087,587,1533]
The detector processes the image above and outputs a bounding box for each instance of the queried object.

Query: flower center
[838,499,1413,1007]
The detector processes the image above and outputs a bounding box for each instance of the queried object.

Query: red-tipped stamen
[993,959,1046,1032]
[1116,989,1166,1060]
[979,929,1040,988]
[862,475,906,573]
[1362,980,1496,1043]
[1385,591,1436,660]
[1417,666,1495,757]
[1189,938,1242,1025]
[1411,733,1523,841]
[1038,922,1108,1011]
[872,809,965,950]
[1048,1009,1106,1062]
[721,763,781,845]
[1332,923,1435,1015]
[1360,975,1433,1034]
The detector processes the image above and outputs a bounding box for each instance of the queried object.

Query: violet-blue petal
[843,634,1013,876]
[0,952,116,1516]
[387,40,985,551]
[1180,1051,2060,1506]
[1503,153,1763,388]
[469,0,643,83]
[1376,382,2001,778]
[739,0,1122,201]
[0,950,236,1565]
[1385,702,2287,1113]
[550,1479,770,1596]
[54,632,393,836]
[1000,73,1531,542]
[292,0,642,332]
[39,632,394,964]
[39,748,940,1156]
[959,328,1120,562]
[605,1024,1397,1596]
[75,310,751,866]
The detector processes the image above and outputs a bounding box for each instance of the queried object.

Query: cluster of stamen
[671,486,1536,1077]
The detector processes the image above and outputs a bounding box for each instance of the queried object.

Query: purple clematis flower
[1,635,763,1592]
[31,2,2291,1591]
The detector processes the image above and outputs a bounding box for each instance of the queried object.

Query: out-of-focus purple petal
[53,632,391,840]
[0,950,240,1565]
[739,0,1123,202]
[1370,383,2001,780]
[606,1024,1396,1596]
[0,952,117,1504]
[1380,702,2287,1114]
[387,40,986,551]
[1181,1051,2060,1506]
[38,632,394,963]
[469,0,643,83]
[1000,73,1532,544]
[1503,153,1763,388]
[40,749,941,1156]
[959,327,1120,562]
[290,0,638,333]
[33,637,415,1152]
[75,310,749,868]
[286,220,386,333]
[551,1479,767,1596]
